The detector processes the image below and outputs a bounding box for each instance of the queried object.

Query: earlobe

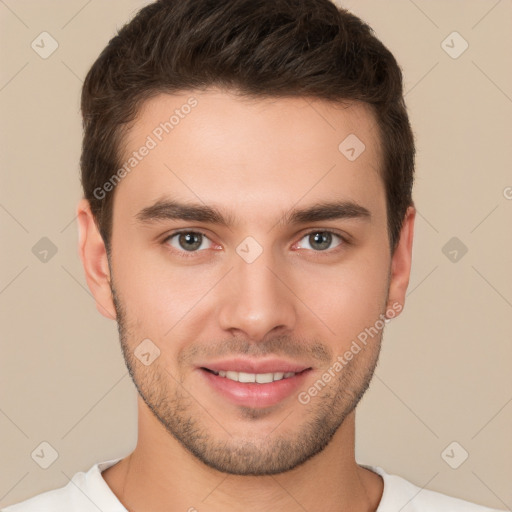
[76,198,116,320]
[387,205,416,316]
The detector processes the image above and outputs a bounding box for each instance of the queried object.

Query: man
[3,0,503,510]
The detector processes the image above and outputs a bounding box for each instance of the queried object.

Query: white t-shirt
[1,457,503,512]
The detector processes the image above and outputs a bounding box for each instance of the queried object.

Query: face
[81,88,414,476]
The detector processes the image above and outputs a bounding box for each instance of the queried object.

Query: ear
[387,205,415,317]
[76,198,116,320]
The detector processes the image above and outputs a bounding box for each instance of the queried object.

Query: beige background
[1,0,511,509]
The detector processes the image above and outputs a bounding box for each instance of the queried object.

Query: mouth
[197,359,313,408]
[201,367,308,383]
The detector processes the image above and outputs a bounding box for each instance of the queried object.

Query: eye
[164,231,213,253]
[296,230,345,252]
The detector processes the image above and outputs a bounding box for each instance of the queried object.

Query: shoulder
[2,476,83,512]
[1,458,125,512]
[364,465,504,512]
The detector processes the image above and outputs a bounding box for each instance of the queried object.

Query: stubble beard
[110,279,383,476]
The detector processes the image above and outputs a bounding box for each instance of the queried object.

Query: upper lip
[199,358,312,374]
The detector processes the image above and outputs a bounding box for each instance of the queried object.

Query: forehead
[114,88,384,225]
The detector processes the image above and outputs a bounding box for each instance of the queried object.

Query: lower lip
[199,368,311,408]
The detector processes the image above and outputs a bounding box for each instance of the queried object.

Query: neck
[102,397,383,512]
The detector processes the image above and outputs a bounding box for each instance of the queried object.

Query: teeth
[238,372,256,383]
[211,370,297,383]
[256,373,274,384]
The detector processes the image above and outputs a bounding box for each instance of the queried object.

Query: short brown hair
[80,0,415,255]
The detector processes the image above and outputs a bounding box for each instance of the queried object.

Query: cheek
[113,244,219,337]
[302,247,390,344]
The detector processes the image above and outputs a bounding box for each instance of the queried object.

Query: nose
[217,247,298,342]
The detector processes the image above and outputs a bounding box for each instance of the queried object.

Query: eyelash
[162,229,350,259]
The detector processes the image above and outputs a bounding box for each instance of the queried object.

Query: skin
[77,87,415,512]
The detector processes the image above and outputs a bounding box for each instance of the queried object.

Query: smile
[199,365,312,408]
[203,368,299,384]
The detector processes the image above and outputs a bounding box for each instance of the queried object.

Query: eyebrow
[135,198,371,228]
